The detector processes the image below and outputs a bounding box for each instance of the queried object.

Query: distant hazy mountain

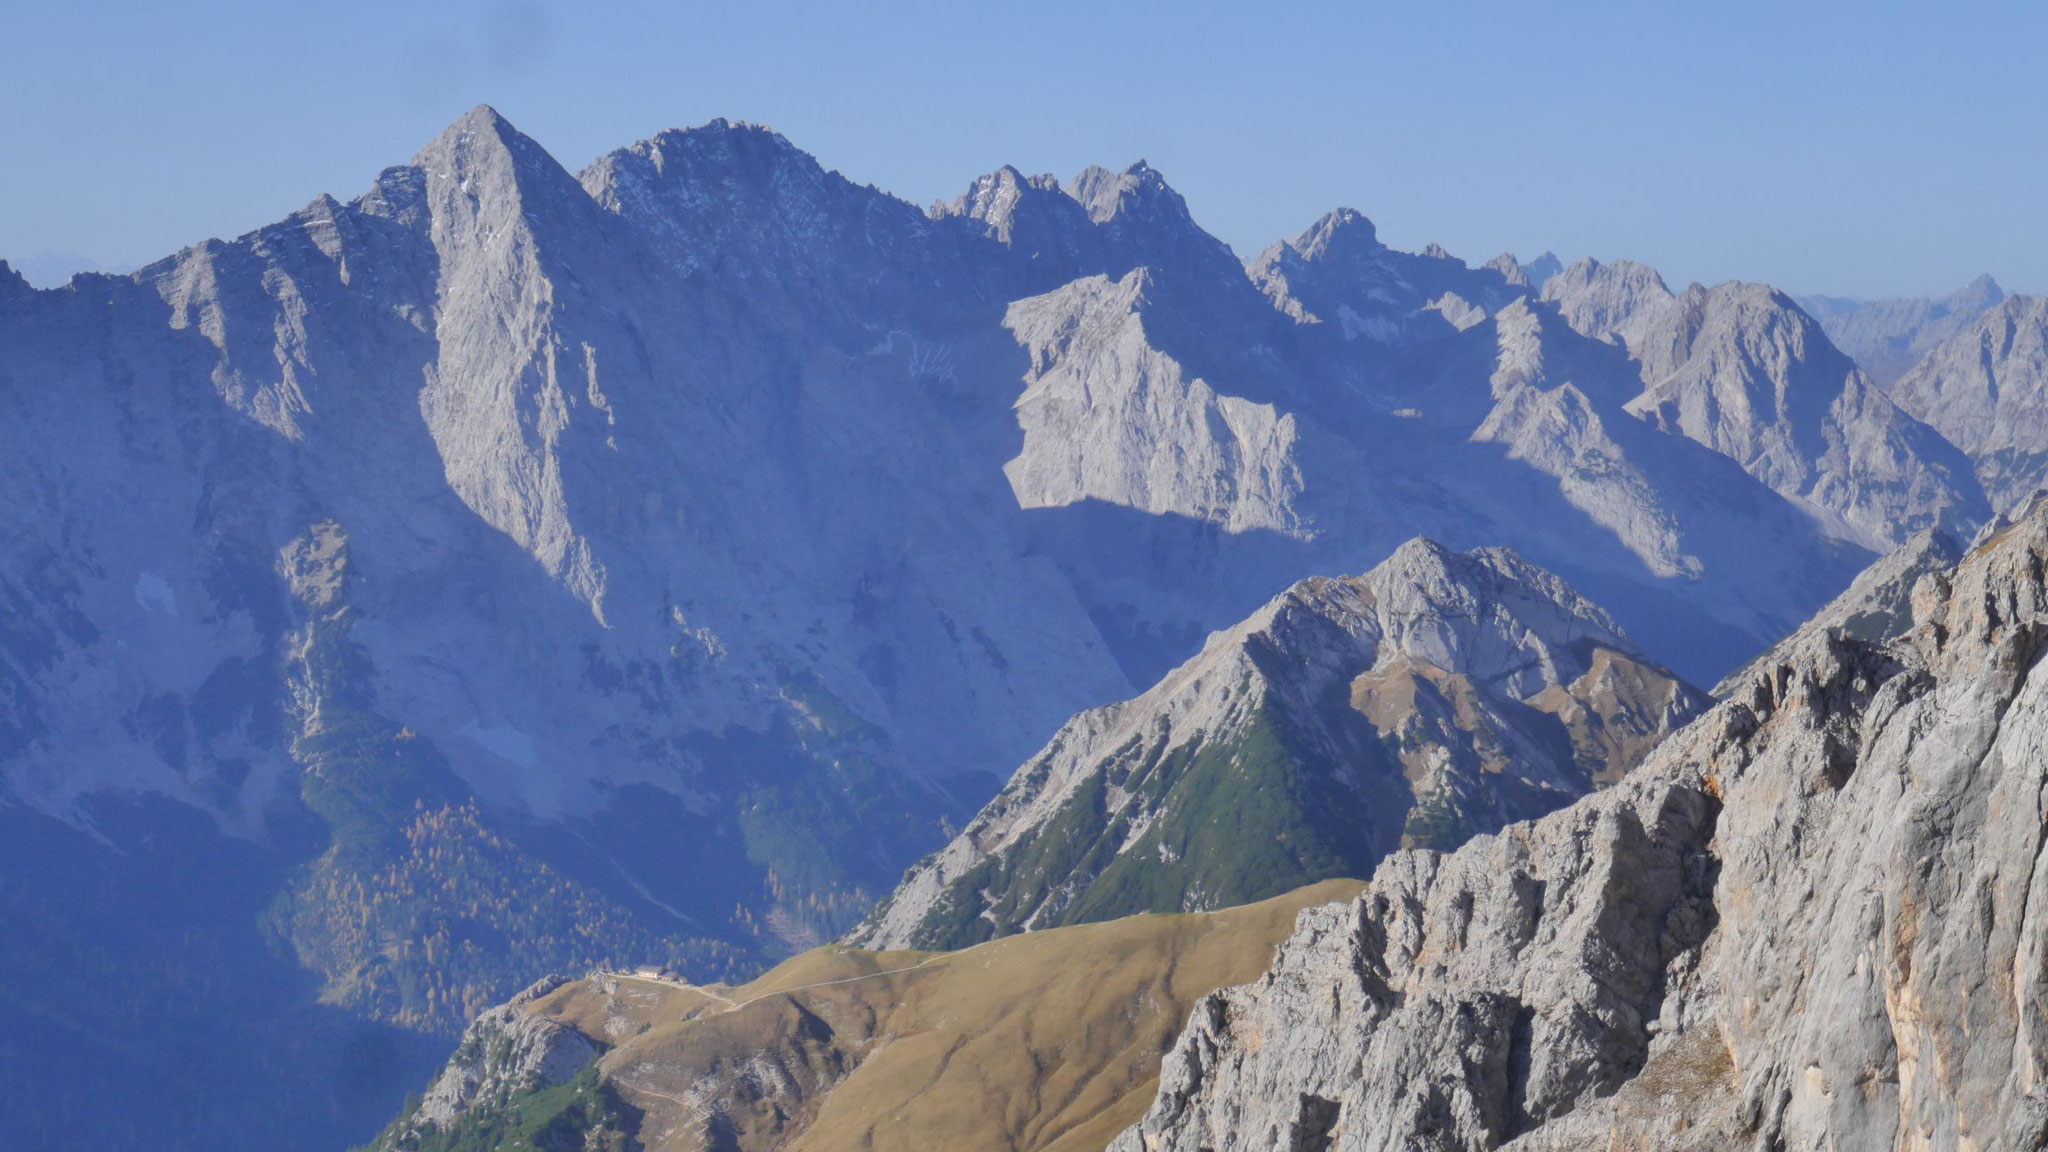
[1799,274,2005,386]
[1888,294,2048,511]
[1539,260,1990,549]
[7,250,136,288]
[852,540,1703,951]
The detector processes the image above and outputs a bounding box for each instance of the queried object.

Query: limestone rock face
[1112,497,2048,1151]
[850,540,1704,952]
[1889,294,2048,512]
[1002,270,1307,535]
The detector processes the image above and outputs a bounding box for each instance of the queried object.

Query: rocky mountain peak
[622,117,814,178]
[1362,537,1629,692]
[1624,277,1991,548]
[851,540,1702,951]
[1068,159,1182,225]
[1539,255,1673,344]
[580,117,839,220]
[410,104,574,192]
[1484,252,1532,287]
[1522,249,1564,286]
[945,163,1056,216]
[1958,271,2006,304]
[1800,274,2012,389]
[936,164,1085,252]
[1889,292,2048,509]
[1287,206,1382,262]
[1246,210,1530,342]
[1063,161,1249,282]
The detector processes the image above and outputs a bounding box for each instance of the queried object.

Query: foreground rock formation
[1110,496,2048,1150]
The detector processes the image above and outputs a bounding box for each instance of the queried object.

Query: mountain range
[383,498,2048,1150]
[3,104,2047,1149]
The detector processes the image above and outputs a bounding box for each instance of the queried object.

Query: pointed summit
[1055,159,1254,308]
[1286,207,1380,262]
[1067,160,1189,225]
[1521,250,1564,288]
[413,104,521,164]
[1952,272,2006,310]
[1483,252,1530,287]
[938,164,1072,243]
[408,102,585,211]
[1420,241,1462,265]
[1540,256,1674,345]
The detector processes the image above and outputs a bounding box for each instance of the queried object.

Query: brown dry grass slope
[521,878,1366,1152]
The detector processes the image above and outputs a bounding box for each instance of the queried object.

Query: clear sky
[3,0,2041,296]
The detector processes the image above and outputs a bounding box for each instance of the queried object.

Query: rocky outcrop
[851,540,1703,951]
[1112,496,2048,1151]
[1710,526,1963,696]
[383,976,599,1144]
[1889,294,2048,511]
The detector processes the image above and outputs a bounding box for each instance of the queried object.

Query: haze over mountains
[3,104,2046,1150]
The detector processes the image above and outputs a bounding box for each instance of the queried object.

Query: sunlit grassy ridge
[523,878,1366,1152]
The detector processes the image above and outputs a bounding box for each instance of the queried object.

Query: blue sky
[3,0,2041,296]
